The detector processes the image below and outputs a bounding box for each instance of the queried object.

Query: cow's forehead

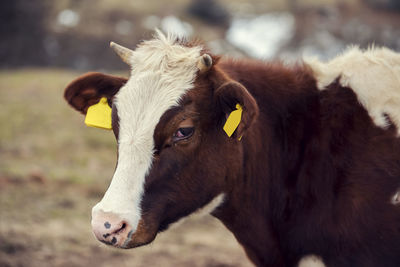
[131,32,203,76]
[115,32,204,142]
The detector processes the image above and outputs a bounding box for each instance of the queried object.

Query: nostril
[113,222,127,235]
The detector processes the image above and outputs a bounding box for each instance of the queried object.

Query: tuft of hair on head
[154,28,168,42]
[153,28,189,47]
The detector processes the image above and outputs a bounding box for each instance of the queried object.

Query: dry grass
[0,69,118,183]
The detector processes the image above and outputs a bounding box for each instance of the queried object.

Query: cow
[64,30,400,267]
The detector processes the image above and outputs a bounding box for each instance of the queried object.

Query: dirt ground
[0,69,252,267]
[0,175,251,267]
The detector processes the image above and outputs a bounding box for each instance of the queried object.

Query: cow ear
[64,72,127,114]
[215,81,259,139]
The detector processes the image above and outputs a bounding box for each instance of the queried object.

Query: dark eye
[173,127,194,141]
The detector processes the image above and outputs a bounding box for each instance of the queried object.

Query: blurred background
[0,0,399,266]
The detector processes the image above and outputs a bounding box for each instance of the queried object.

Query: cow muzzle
[91,210,134,248]
[91,209,157,248]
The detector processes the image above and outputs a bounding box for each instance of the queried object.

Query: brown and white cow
[64,31,400,267]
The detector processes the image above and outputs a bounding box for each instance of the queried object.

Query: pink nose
[91,211,133,248]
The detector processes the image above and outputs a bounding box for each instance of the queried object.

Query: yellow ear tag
[84,97,112,130]
[223,104,242,137]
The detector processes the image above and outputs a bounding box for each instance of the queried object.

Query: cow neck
[212,59,319,266]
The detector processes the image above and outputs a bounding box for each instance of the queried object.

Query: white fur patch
[305,46,400,134]
[169,193,226,230]
[92,31,203,232]
[298,255,326,267]
[392,190,400,205]
[195,193,226,217]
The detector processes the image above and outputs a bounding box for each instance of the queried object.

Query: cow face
[64,32,258,249]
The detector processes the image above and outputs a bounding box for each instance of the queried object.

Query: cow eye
[173,127,194,141]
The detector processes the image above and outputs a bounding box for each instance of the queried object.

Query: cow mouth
[118,219,158,249]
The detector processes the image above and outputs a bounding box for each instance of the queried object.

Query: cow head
[64,31,259,248]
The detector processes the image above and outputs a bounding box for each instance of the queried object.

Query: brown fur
[64,72,127,114]
[64,54,400,267]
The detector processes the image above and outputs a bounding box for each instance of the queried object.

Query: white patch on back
[298,255,326,267]
[305,46,400,134]
[92,31,203,232]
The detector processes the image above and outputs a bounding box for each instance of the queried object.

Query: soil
[0,175,252,267]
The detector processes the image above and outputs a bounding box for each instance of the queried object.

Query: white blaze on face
[92,31,203,231]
